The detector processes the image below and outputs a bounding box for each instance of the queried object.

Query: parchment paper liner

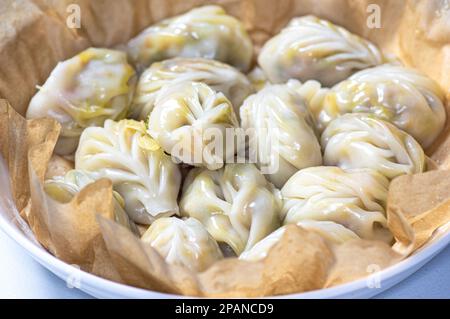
[1,0,450,297]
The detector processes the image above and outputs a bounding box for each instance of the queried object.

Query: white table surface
[0,228,449,299]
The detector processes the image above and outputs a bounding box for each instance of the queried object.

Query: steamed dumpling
[239,220,358,261]
[131,58,253,120]
[319,65,446,147]
[287,79,330,124]
[26,48,136,155]
[180,163,281,255]
[44,170,137,233]
[322,114,426,179]
[147,81,239,170]
[240,80,322,188]
[75,119,181,224]
[282,166,391,242]
[141,217,223,272]
[126,5,253,72]
[258,15,384,86]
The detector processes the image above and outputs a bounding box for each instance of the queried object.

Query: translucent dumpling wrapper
[247,67,270,92]
[238,226,285,262]
[319,65,447,147]
[141,217,223,272]
[126,5,253,72]
[131,58,253,120]
[281,166,392,242]
[258,15,384,87]
[147,81,239,170]
[180,163,282,255]
[322,114,426,179]
[44,170,138,234]
[286,79,330,131]
[75,119,181,225]
[240,80,322,188]
[26,48,136,156]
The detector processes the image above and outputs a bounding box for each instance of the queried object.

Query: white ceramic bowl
[1,157,449,298]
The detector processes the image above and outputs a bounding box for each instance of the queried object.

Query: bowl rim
[1,202,449,299]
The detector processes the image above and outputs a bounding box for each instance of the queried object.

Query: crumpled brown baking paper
[0,0,449,297]
[0,100,122,282]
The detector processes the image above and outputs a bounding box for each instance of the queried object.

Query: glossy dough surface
[126,5,253,72]
[322,114,426,179]
[282,166,391,242]
[258,15,384,86]
[75,119,181,224]
[238,226,286,262]
[26,48,136,155]
[180,164,281,255]
[319,65,446,147]
[141,217,223,272]
[240,80,322,188]
[147,81,239,170]
[131,58,253,120]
